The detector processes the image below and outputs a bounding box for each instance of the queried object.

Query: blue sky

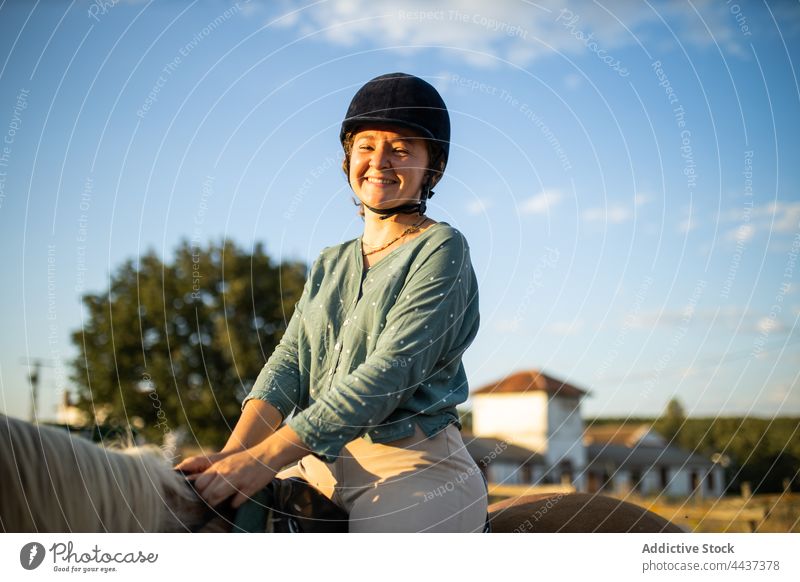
[1,0,799,422]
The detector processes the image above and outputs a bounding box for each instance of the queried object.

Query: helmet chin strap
[361,178,435,220]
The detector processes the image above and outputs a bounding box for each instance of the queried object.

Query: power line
[18,358,58,422]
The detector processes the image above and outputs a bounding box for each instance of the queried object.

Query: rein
[174,470,237,533]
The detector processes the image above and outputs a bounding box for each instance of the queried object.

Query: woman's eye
[394,149,409,155]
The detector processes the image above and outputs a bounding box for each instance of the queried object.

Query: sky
[0,0,798,423]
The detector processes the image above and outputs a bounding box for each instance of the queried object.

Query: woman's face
[349,127,429,213]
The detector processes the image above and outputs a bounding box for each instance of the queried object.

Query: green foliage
[654,397,686,444]
[70,239,307,447]
[587,413,800,494]
[676,417,800,494]
[458,407,472,432]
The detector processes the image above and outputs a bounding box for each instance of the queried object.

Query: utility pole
[18,358,57,422]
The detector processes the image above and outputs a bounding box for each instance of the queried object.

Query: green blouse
[243,221,480,462]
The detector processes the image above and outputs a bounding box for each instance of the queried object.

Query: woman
[177,73,487,532]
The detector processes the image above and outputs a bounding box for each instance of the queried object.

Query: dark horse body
[0,415,680,533]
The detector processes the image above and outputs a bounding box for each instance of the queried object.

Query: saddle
[182,470,492,533]
[232,477,349,533]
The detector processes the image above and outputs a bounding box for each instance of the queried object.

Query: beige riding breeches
[275,423,488,532]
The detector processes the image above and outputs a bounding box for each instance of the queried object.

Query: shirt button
[335,343,341,350]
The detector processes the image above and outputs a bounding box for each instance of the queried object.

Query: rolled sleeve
[242,265,314,419]
[287,234,478,462]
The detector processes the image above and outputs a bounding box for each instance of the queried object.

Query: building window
[659,466,669,489]
[690,470,700,493]
[560,460,573,485]
[630,470,642,493]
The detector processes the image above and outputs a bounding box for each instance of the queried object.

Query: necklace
[361,217,429,256]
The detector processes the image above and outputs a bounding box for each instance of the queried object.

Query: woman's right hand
[174,450,237,475]
[175,400,284,476]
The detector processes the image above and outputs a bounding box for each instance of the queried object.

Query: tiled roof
[582,423,663,447]
[461,432,546,465]
[586,443,713,469]
[583,423,712,468]
[471,369,588,399]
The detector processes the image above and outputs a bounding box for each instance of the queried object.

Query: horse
[0,414,681,533]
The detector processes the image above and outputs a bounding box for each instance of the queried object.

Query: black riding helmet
[340,73,450,219]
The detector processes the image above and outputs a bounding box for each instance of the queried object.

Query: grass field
[623,493,800,533]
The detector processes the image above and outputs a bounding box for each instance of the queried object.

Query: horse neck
[0,415,200,532]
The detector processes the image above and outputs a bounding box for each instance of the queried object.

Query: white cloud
[629,305,792,336]
[724,223,755,243]
[466,197,492,215]
[582,206,632,224]
[239,1,264,19]
[563,73,583,90]
[678,217,696,233]
[755,316,787,335]
[493,318,521,333]
[634,193,652,206]
[547,319,584,336]
[264,0,750,68]
[521,189,562,215]
[765,381,800,407]
[718,200,800,245]
[431,70,458,96]
[769,201,800,233]
[678,204,699,233]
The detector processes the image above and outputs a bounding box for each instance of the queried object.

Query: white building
[468,369,725,497]
[583,424,726,498]
[56,390,89,427]
[462,433,546,485]
[471,369,588,490]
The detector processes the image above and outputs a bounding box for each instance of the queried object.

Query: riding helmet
[340,73,450,218]
[340,72,450,166]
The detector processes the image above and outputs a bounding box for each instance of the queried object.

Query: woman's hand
[186,424,311,509]
[192,448,279,509]
[175,400,285,475]
[174,450,236,475]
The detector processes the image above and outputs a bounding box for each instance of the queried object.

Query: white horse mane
[0,414,198,532]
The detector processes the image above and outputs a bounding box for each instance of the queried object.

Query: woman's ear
[427,166,444,190]
[425,147,446,191]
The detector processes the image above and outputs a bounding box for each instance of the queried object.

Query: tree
[70,239,307,447]
[458,406,472,432]
[655,397,686,444]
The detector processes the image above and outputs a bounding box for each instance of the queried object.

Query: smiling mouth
[364,176,397,185]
